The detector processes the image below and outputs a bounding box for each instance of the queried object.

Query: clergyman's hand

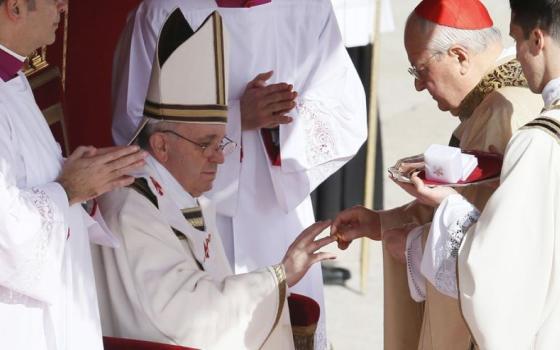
[392,174,458,208]
[330,206,381,250]
[282,220,336,287]
[57,145,147,205]
[240,71,297,130]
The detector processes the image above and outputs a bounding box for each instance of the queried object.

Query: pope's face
[163,123,226,198]
[20,0,67,52]
[405,32,472,114]
[510,22,546,94]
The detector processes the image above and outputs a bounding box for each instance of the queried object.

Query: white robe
[0,73,103,350]
[94,157,294,350]
[422,77,560,349]
[111,1,367,347]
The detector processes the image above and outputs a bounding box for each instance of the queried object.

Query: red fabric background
[42,1,142,151]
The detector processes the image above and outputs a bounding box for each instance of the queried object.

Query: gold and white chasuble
[111,2,368,348]
[94,157,294,350]
[379,54,543,350]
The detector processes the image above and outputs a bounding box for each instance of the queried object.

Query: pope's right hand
[282,220,336,287]
[57,145,147,205]
[330,206,382,250]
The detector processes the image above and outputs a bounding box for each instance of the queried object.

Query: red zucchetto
[414,0,493,30]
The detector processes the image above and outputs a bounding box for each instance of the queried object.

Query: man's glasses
[160,130,238,157]
[408,52,440,80]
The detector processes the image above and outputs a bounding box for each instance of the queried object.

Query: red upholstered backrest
[287,293,320,327]
[103,337,197,350]
[64,0,142,149]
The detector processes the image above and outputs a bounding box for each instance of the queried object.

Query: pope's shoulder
[97,181,161,226]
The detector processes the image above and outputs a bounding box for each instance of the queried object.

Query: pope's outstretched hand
[282,220,337,287]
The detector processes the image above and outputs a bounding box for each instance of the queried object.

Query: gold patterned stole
[457,59,528,122]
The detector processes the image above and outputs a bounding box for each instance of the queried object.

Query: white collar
[145,156,198,209]
[0,43,26,62]
[542,76,560,107]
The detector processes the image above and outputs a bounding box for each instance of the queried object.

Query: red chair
[288,293,320,350]
[103,337,197,350]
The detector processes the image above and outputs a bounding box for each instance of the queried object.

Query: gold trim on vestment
[457,59,528,121]
[272,263,287,329]
[213,13,226,106]
[261,264,287,346]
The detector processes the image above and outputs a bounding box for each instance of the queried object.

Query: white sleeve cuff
[421,194,480,299]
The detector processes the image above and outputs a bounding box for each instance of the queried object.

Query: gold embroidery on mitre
[457,59,528,121]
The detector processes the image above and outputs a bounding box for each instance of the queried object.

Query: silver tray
[388,153,501,188]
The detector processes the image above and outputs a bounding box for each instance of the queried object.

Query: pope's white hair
[137,119,174,150]
[409,13,502,54]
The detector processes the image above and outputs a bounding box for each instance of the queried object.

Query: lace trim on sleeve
[0,187,58,302]
[434,209,480,298]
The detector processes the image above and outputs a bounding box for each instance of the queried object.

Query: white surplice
[421,77,560,349]
[0,73,104,350]
[331,0,395,48]
[94,156,293,350]
[111,1,367,347]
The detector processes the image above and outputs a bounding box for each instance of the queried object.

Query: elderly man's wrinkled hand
[282,220,336,287]
[240,71,297,130]
[330,206,382,250]
[57,145,147,205]
[392,173,458,207]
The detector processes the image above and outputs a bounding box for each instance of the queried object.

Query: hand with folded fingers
[240,70,298,130]
[57,145,147,205]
